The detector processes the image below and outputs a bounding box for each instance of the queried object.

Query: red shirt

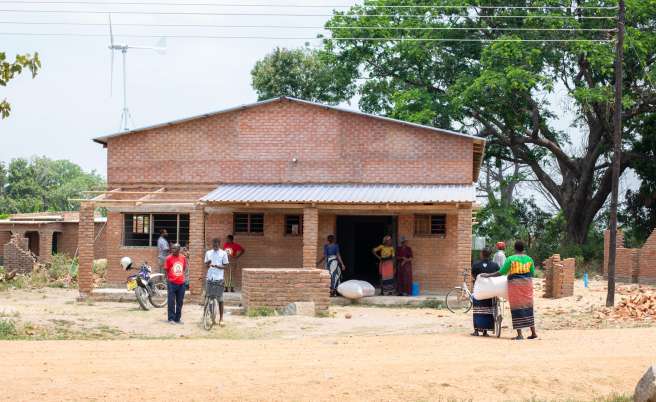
[223,242,244,258]
[165,254,187,285]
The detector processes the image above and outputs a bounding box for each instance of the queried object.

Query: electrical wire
[0,20,618,31]
[0,1,620,10]
[0,9,618,18]
[0,31,614,41]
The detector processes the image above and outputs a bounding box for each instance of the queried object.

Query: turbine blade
[108,13,114,47]
[109,49,114,97]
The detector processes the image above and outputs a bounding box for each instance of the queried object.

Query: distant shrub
[246,307,276,317]
[0,319,17,339]
[93,259,107,278]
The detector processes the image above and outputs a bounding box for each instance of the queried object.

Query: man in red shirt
[165,243,187,324]
[223,235,245,293]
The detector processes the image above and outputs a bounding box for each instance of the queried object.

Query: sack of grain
[353,280,375,297]
[473,275,508,300]
[337,280,364,299]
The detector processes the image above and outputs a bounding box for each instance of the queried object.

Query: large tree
[251,46,354,104]
[0,157,105,213]
[1,51,40,118]
[316,0,655,245]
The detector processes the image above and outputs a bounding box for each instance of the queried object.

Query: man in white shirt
[493,241,506,268]
[204,237,229,326]
[157,229,170,278]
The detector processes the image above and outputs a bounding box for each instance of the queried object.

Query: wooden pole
[606,0,625,308]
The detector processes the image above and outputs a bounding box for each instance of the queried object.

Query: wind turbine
[108,14,166,131]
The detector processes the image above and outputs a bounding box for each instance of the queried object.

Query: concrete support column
[77,202,95,299]
[303,207,319,269]
[456,204,473,288]
[38,230,54,263]
[189,207,206,296]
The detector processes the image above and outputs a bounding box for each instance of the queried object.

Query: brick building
[0,212,107,268]
[77,97,485,300]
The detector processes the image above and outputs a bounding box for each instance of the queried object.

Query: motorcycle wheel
[148,280,168,308]
[135,287,150,310]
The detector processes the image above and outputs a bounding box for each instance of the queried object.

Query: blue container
[411,282,420,296]
[584,272,589,288]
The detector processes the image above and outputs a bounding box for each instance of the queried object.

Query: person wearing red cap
[493,241,506,268]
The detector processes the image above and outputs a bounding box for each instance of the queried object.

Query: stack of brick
[2,234,36,274]
[241,268,330,314]
[543,254,575,298]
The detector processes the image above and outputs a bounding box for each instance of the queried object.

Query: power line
[0,9,618,18]
[0,1,619,10]
[0,20,617,32]
[0,32,614,41]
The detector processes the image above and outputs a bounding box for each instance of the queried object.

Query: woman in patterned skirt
[471,248,500,336]
[373,235,396,296]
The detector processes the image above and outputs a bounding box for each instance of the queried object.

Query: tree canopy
[0,157,105,214]
[251,46,355,104]
[1,51,40,118]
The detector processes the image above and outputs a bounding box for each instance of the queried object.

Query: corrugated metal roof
[201,183,475,204]
[93,97,485,144]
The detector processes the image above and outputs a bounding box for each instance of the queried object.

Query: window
[415,214,447,236]
[123,213,190,247]
[234,213,264,235]
[284,215,303,236]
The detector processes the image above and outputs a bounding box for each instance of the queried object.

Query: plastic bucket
[411,282,420,296]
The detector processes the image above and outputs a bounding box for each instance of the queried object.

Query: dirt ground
[0,279,654,401]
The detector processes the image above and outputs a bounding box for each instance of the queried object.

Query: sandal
[470,332,480,336]
[511,335,524,340]
[528,334,538,339]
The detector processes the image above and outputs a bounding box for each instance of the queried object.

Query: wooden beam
[136,187,166,205]
[81,190,201,195]
[90,188,121,201]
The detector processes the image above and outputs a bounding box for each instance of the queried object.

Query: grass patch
[0,319,18,339]
[246,307,277,317]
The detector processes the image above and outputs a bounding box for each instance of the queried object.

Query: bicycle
[445,270,473,313]
[202,279,223,330]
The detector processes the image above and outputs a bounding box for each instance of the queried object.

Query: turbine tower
[108,14,166,131]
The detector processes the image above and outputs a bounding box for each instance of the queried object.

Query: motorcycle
[125,260,167,310]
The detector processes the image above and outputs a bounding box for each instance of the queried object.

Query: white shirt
[204,248,229,281]
[493,250,506,268]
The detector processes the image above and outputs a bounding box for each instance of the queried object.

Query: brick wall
[543,254,575,298]
[3,234,36,274]
[106,99,474,187]
[241,268,330,314]
[77,203,95,297]
[638,231,656,285]
[0,230,11,262]
[616,248,639,283]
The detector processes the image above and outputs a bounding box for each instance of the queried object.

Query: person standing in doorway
[165,243,187,324]
[480,240,538,340]
[157,229,170,278]
[205,238,229,327]
[493,241,506,268]
[223,235,244,293]
[316,235,346,297]
[471,247,500,336]
[373,235,396,296]
[396,236,413,296]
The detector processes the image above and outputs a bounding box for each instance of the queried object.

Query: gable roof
[92,96,485,145]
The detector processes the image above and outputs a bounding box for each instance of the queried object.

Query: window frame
[284,214,303,236]
[414,214,447,237]
[233,213,265,236]
[122,213,190,247]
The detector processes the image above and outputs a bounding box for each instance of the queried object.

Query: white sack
[353,280,375,297]
[472,275,508,300]
[337,281,364,299]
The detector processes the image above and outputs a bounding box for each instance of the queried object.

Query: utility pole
[606,0,625,307]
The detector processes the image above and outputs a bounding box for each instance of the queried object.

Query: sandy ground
[0,279,654,401]
[2,328,654,402]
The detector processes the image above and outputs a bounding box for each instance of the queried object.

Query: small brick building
[77,97,485,301]
[603,229,656,284]
[0,212,107,268]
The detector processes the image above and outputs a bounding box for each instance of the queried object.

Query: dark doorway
[336,215,396,286]
[25,231,40,256]
[52,232,61,255]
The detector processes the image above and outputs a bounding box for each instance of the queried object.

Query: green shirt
[499,254,535,276]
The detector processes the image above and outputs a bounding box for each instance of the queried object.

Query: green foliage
[93,259,107,278]
[251,46,355,104]
[0,51,41,118]
[0,319,17,339]
[49,253,78,282]
[246,307,277,317]
[0,157,105,214]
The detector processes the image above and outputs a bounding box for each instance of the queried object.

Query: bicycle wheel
[135,287,150,311]
[148,280,168,308]
[445,287,472,314]
[495,300,504,338]
[202,299,213,331]
[210,298,217,325]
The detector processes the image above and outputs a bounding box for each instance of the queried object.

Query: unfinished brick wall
[603,229,656,284]
[543,254,575,298]
[0,230,11,262]
[241,268,330,314]
[105,99,475,187]
[3,234,36,274]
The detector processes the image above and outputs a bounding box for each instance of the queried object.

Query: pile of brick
[601,288,656,321]
[2,234,37,274]
[543,254,575,298]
